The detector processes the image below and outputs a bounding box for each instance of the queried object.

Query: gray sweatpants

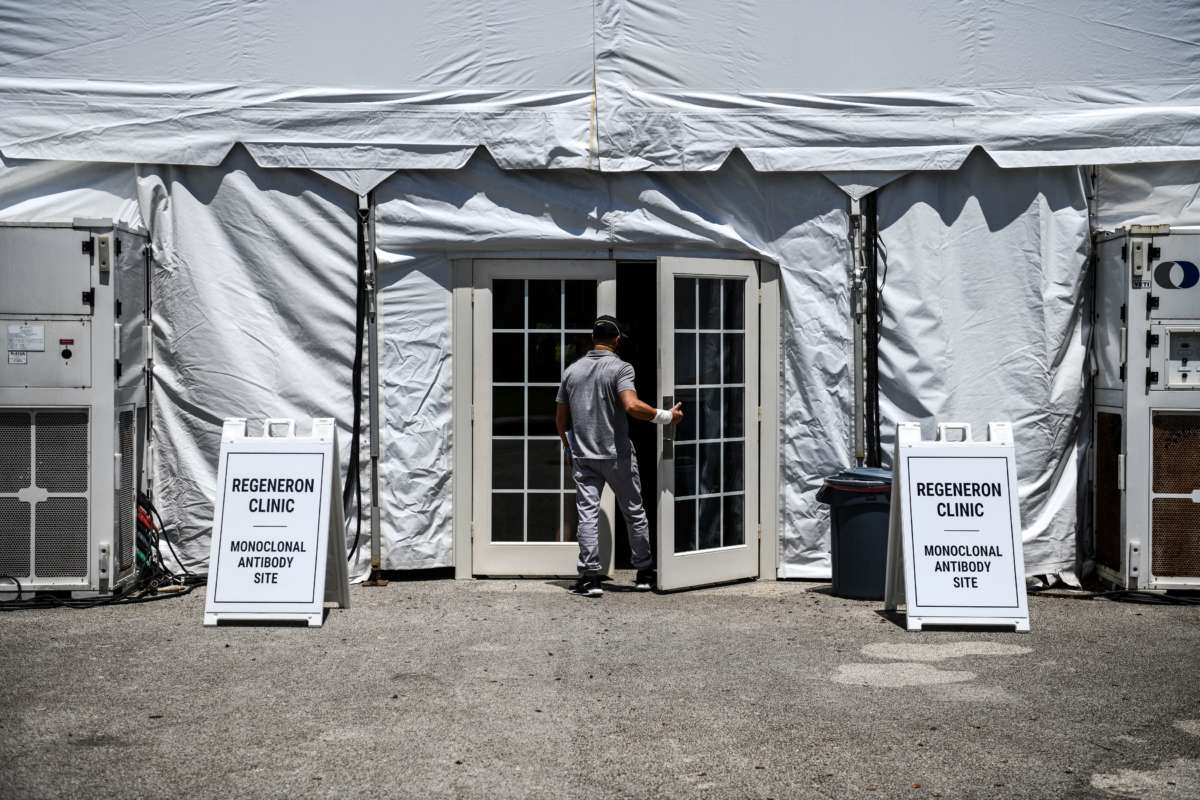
[572,452,654,575]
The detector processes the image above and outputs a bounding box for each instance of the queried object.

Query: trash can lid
[822,466,893,491]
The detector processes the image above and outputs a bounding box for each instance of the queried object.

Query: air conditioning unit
[0,220,151,596]
[1093,225,1200,589]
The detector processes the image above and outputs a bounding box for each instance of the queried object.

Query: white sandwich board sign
[203,418,350,627]
[883,421,1029,632]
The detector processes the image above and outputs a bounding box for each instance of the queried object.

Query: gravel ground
[2,575,1199,800]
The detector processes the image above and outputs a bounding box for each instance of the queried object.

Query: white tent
[2,1,1198,580]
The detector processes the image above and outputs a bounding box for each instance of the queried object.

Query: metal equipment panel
[1094,411,1122,572]
[117,407,136,573]
[0,227,93,316]
[1,319,92,388]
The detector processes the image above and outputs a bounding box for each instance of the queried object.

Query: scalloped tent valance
[1,1,1198,172]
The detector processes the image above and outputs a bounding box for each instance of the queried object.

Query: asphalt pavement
[1,575,1198,799]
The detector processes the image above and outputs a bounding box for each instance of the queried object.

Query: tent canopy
[1,1,1198,172]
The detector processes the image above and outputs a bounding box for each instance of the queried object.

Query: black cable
[0,581,199,612]
[144,493,192,577]
[345,203,369,563]
[0,575,23,603]
[1098,590,1200,607]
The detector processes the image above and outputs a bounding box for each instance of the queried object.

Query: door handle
[662,394,673,460]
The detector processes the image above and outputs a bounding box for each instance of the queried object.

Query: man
[556,315,683,597]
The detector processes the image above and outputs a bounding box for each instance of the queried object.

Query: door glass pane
[698,387,721,440]
[492,494,523,541]
[493,387,524,436]
[722,334,743,383]
[493,440,523,490]
[675,333,696,385]
[493,333,524,382]
[672,276,749,554]
[675,443,697,498]
[527,493,560,542]
[493,280,524,329]
[527,440,560,490]
[528,333,561,382]
[698,280,721,329]
[723,387,744,438]
[674,388,696,442]
[723,280,744,330]
[698,442,721,495]
[675,498,696,553]
[698,497,721,549]
[699,333,721,384]
[527,387,559,436]
[722,494,744,547]
[722,442,743,493]
[491,277,597,543]
[528,280,561,329]
[674,278,696,328]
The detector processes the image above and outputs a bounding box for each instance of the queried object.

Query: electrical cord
[0,575,22,602]
[140,491,192,576]
[0,495,203,612]
[344,203,369,564]
[1028,584,1200,606]
[1097,589,1200,606]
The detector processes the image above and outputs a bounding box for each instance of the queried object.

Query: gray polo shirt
[556,350,637,460]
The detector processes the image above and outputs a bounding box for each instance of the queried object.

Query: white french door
[471,260,616,576]
[656,258,760,591]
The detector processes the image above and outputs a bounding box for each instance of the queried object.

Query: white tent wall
[0,156,139,224]
[875,152,1091,578]
[373,153,852,577]
[1095,162,1200,229]
[133,148,370,574]
[371,254,455,570]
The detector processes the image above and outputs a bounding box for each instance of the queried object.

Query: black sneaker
[572,576,603,598]
[634,569,656,591]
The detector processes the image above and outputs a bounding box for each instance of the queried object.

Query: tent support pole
[850,198,867,467]
[362,191,387,586]
[862,192,882,467]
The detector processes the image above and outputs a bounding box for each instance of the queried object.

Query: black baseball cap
[592,315,625,339]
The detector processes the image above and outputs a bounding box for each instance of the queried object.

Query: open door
[657,258,760,591]
[472,260,617,576]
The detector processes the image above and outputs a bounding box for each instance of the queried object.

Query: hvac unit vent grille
[1152,499,1200,578]
[0,411,32,493]
[1151,412,1200,579]
[118,409,135,571]
[0,497,31,578]
[1095,412,1122,571]
[1153,413,1200,494]
[0,409,90,582]
[34,497,89,577]
[35,411,89,492]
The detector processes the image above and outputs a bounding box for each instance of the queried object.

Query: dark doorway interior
[615,261,659,568]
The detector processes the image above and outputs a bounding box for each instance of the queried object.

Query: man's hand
[619,390,686,424]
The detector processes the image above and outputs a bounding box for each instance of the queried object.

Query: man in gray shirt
[556,315,683,597]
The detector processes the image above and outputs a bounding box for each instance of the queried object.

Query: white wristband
[652,408,674,425]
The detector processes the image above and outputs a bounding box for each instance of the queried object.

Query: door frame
[451,256,780,581]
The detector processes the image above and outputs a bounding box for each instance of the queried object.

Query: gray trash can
[816,467,893,600]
